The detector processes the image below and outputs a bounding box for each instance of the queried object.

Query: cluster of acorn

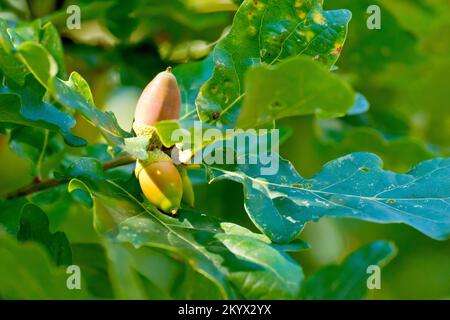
[133,67,194,215]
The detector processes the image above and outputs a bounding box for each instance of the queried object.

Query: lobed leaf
[196,0,352,126]
[237,56,355,128]
[69,178,306,299]
[0,234,90,299]
[0,76,86,146]
[0,18,130,147]
[207,152,450,243]
[301,241,397,299]
[17,203,72,266]
[50,72,131,146]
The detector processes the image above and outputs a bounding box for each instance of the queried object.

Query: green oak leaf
[237,56,355,128]
[0,233,90,299]
[0,47,28,86]
[0,197,29,235]
[7,20,41,45]
[328,0,418,74]
[8,127,64,177]
[0,19,65,83]
[104,239,224,299]
[69,178,306,299]
[71,243,114,298]
[173,55,213,121]
[8,127,47,165]
[50,72,131,145]
[196,0,352,126]
[301,241,397,299]
[116,212,305,299]
[206,151,450,243]
[40,22,66,78]
[68,179,137,235]
[17,49,128,145]
[18,41,58,87]
[153,120,182,147]
[123,136,150,161]
[59,157,105,182]
[17,203,72,266]
[0,21,28,85]
[0,76,86,146]
[0,19,130,147]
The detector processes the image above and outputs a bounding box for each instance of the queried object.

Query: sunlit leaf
[196,0,351,126]
[50,72,131,145]
[207,152,450,242]
[0,76,86,146]
[238,56,355,128]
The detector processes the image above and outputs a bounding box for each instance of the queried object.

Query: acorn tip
[166,66,173,73]
[171,208,178,216]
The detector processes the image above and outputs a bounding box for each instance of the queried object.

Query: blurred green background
[0,0,449,299]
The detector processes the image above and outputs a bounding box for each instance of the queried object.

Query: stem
[5,154,136,200]
[36,130,49,180]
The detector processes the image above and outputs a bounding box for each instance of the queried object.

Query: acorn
[134,67,181,127]
[135,150,182,215]
[133,67,191,215]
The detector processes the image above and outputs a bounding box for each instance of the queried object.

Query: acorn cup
[133,67,193,215]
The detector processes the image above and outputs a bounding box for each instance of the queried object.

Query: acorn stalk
[180,166,195,207]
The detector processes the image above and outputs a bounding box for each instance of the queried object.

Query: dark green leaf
[9,127,64,170]
[103,240,221,299]
[0,233,90,299]
[71,243,114,298]
[301,241,397,299]
[59,157,104,182]
[17,203,72,266]
[0,197,29,235]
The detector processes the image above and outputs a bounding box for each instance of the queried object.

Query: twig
[5,154,136,200]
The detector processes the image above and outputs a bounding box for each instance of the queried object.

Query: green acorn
[133,67,195,214]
